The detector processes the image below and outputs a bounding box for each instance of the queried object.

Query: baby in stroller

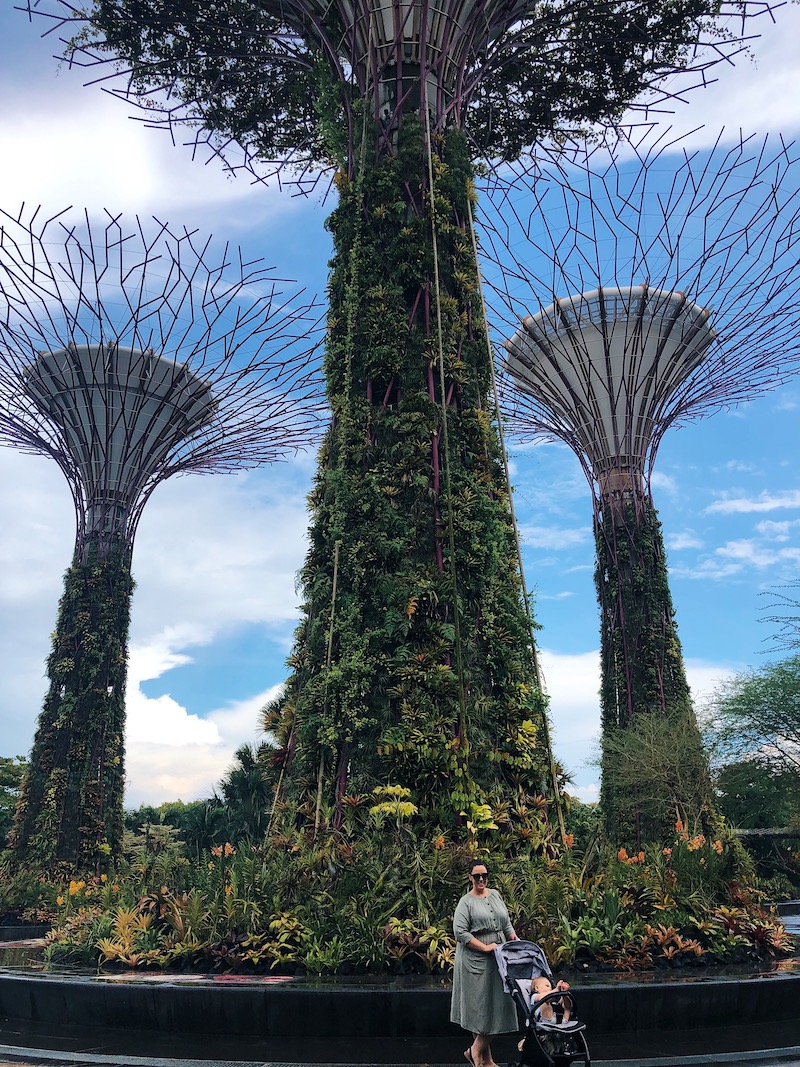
[494,940,590,1067]
[530,975,580,1031]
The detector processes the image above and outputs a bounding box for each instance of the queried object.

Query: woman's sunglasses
[471,872,489,880]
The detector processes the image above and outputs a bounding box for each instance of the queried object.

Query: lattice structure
[488,131,800,843]
[0,206,323,869]
[506,285,715,497]
[22,0,778,189]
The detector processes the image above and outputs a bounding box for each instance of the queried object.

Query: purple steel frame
[0,206,325,557]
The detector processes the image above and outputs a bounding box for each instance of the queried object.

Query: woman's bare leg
[471,1032,494,1067]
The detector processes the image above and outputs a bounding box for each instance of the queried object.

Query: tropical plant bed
[1,819,792,977]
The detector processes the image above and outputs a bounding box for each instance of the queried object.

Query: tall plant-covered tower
[31,0,779,838]
[493,133,800,844]
[0,208,321,870]
[506,286,715,843]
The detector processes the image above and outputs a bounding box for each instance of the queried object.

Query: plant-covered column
[265,119,551,836]
[0,212,326,875]
[9,539,132,871]
[595,491,712,846]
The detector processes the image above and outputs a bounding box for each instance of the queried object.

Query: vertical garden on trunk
[264,118,552,836]
[595,494,712,846]
[9,542,132,870]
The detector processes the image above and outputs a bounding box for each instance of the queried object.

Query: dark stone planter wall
[0,972,798,1039]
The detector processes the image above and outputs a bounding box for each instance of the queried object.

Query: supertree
[0,207,323,870]
[489,130,800,844]
[18,0,779,839]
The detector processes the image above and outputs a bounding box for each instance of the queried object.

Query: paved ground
[0,1056,798,1067]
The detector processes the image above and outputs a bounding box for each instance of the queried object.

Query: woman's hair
[468,858,489,876]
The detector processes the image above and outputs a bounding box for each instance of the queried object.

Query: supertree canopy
[25,0,775,178]
[0,207,323,870]
[16,0,781,844]
[488,131,800,844]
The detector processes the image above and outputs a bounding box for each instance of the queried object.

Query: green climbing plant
[7,537,133,872]
[594,494,713,847]
[263,118,551,838]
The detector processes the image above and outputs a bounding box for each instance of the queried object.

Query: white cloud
[0,66,288,229]
[0,446,314,776]
[706,490,800,514]
[124,620,290,805]
[539,591,575,601]
[637,7,800,148]
[126,630,219,747]
[724,460,759,474]
[717,540,800,569]
[755,520,800,542]
[685,658,739,702]
[667,531,704,551]
[672,558,744,581]
[124,677,285,806]
[673,536,800,580]
[129,464,313,639]
[519,524,590,549]
[538,649,601,784]
[651,470,678,496]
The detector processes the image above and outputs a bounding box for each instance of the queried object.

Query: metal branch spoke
[0,205,327,554]
[478,129,800,487]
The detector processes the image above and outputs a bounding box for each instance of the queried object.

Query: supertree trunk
[9,538,132,871]
[265,118,550,834]
[594,490,712,846]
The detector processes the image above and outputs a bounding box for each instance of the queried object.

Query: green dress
[450,889,518,1035]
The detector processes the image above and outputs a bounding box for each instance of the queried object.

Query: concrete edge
[1,1050,800,1067]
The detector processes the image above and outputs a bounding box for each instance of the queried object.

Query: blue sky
[1,4,800,807]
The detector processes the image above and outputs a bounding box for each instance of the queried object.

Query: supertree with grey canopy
[487,130,800,844]
[0,206,323,870]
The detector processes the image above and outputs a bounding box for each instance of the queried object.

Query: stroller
[494,941,590,1067]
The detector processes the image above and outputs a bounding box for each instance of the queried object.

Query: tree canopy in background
[69,0,761,168]
[0,757,27,851]
[706,657,800,782]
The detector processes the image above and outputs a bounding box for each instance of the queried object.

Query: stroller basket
[494,941,590,1067]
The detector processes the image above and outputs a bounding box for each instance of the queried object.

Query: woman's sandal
[464,1050,475,1066]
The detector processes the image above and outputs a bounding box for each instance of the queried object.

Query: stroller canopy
[494,940,554,995]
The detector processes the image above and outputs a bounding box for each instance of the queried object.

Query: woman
[450,859,519,1067]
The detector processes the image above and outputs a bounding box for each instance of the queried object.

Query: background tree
[217,742,276,842]
[124,799,227,860]
[705,657,800,795]
[704,657,800,895]
[714,760,798,830]
[0,758,27,851]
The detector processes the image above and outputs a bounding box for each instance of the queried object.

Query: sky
[1,3,800,809]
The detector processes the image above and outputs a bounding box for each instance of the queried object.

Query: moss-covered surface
[8,539,132,871]
[595,493,713,846]
[264,119,552,835]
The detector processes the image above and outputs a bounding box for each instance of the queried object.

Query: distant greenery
[704,656,800,896]
[706,656,800,789]
[0,757,27,851]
